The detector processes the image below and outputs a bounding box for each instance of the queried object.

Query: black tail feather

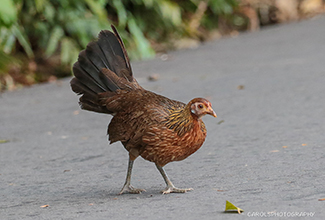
[70,25,141,114]
[72,62,107,93]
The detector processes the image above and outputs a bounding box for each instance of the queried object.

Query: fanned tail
[70,25,141,114]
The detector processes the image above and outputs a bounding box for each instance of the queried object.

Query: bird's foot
[161,186,193,194]
[119,184,146,195]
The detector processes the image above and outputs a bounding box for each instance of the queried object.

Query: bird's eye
[198,104,204,109]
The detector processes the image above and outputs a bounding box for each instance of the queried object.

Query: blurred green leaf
[85,0,107,23]
[128,17,155,59]
[34,0,47,12]
[210,0,237,14]
[45,26,64,57]
[112,0,128,27]
[42,1,55,22]
[0,28,15,53]
[158,0,181,25]
[0,0,17,27]
[61,37,79,65]
[11,24,34,58]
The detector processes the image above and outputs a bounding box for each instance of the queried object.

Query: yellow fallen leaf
[0,139,9,144]
[318,198,325,201]
[282,146,288,148]
[225,200,244,214]
[302,144,307,146]
[40,205,49,208]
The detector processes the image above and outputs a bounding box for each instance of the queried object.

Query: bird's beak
[207,107,217,118]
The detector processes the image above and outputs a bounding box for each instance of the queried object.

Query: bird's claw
[119,185,146,195]
[161,187,193,194]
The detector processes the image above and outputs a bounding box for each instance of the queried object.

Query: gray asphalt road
[1,15,325,219]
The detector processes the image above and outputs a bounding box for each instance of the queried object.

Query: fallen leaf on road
[0,139,9,144]
[302,144,307,146]
[213,188,225,192]
[224,200,244,214]
[270,150,279,153]
[40,205,49,208]
[282,146,288,148]
[148,74,160,81]
[237,85,245,90]
[318,198,325,201]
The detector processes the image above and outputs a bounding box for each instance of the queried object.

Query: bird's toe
[119,185,146,195]
[161,187,193,194]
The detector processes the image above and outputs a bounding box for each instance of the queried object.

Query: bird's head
[189,98,217,119]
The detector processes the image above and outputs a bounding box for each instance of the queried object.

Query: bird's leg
[155,164,193,194]
[119,157,145,194]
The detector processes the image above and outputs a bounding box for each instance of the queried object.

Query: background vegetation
[0,0,324,90]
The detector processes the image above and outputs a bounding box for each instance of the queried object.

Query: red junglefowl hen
[70,25,216,194]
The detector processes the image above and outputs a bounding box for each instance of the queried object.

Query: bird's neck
[165,105,199,136]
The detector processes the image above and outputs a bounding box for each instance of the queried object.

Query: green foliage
[106,0,183,59]
[1,0,109,65]
[0,0,239,86]
[209,0,238,15]
[0,0,17,27]
[0,51,16,76]
[19,0,109,64]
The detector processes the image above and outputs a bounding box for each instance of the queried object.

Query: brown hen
[70,26,216,194]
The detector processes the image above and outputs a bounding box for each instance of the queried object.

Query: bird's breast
[140,120,207,166]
